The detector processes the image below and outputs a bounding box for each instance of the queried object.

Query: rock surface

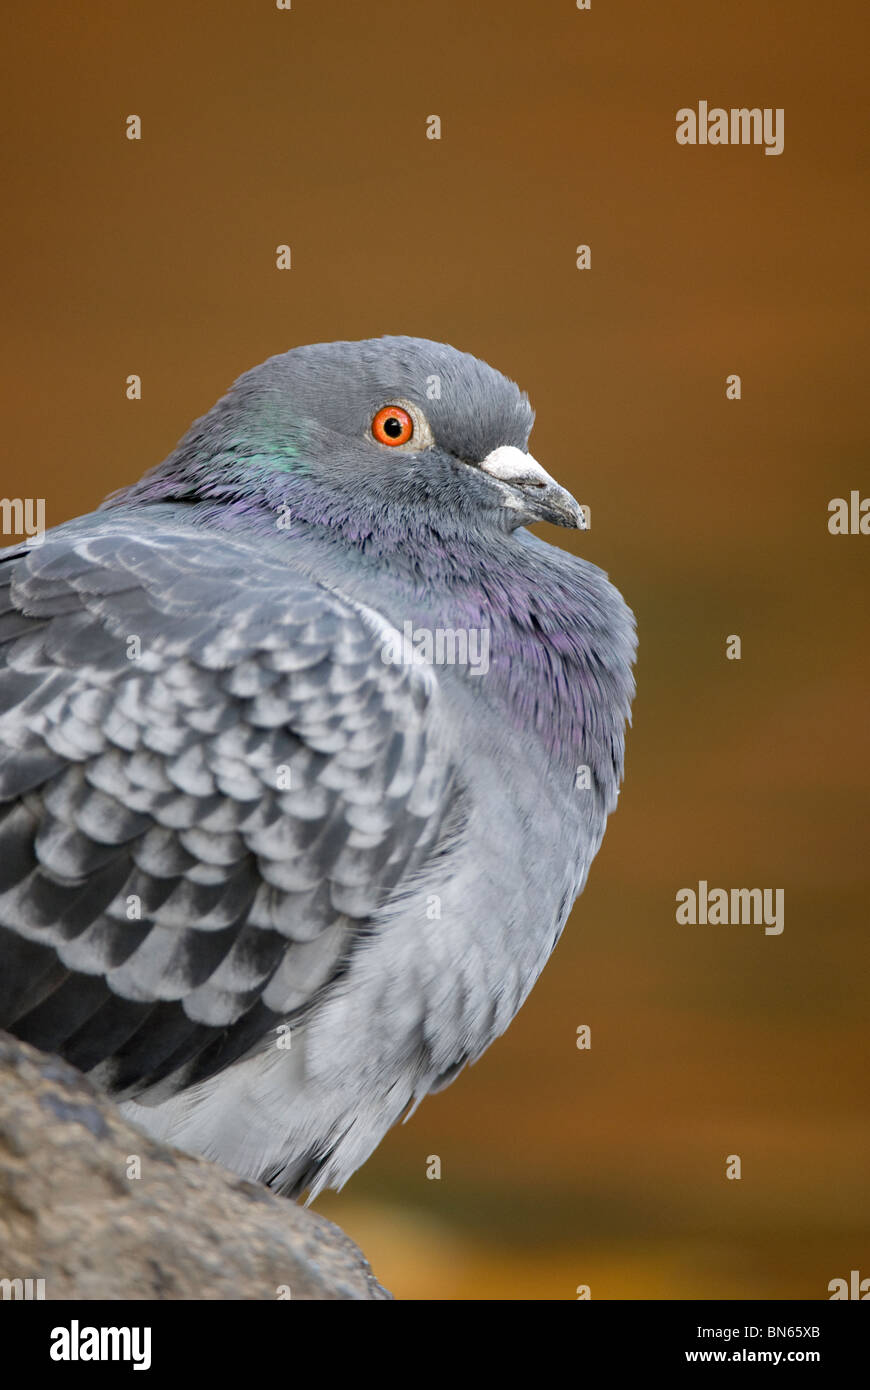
[0,1032,390,1300]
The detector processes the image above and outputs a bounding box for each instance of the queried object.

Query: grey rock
[0,1032,390,1300]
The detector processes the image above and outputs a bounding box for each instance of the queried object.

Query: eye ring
[372,404,414,447]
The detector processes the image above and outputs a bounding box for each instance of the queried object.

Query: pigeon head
[108,337,586,538]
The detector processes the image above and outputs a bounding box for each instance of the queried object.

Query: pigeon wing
[0,516,455,1102]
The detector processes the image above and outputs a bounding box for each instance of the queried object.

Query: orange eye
[372,404,414,447]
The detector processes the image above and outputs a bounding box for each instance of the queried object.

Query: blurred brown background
[2,1,868,1299]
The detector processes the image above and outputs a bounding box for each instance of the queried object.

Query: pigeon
[0,337,635,1198]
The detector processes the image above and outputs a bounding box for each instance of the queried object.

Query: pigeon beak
[477,445,587,530]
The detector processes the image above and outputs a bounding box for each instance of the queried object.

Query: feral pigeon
[0,337,635,1197]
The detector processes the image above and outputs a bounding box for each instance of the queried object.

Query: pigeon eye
[372,405,414,447]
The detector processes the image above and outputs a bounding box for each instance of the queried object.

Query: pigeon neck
[263,512,633,789]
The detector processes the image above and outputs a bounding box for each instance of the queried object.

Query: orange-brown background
[3,1,868,1299]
